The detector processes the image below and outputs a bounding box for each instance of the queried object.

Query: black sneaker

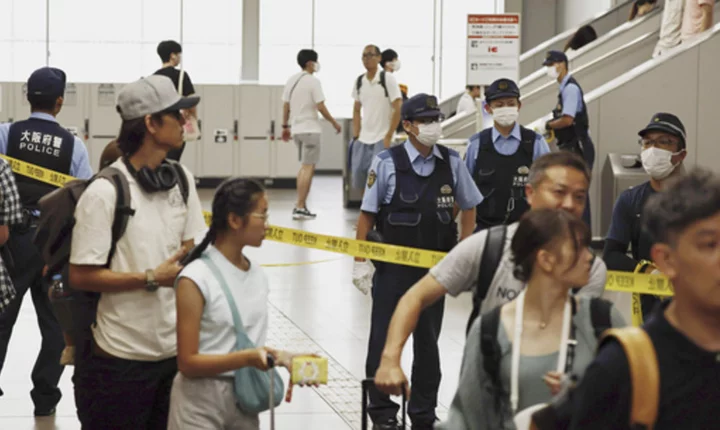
[372,421,400,430]
[34,406,56,417]
[292,207,317,220]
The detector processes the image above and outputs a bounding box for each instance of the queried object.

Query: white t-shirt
[456,93,477,114]
[351,70,402,144]
[282,71,326,135]
[179,246,269,377]
[69,159,207,361]
[429,222,607,315]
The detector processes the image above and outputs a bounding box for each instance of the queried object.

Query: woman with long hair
[437,209,626,430]
[168,177,301,429]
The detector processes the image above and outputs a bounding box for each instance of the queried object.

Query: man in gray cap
[0,66,92,416]
[68,75,206,428]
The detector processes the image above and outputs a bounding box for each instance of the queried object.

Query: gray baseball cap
[116,75,200,120]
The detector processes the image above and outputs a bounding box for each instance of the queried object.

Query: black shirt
[568,300,720,429]
[153,66,195,96]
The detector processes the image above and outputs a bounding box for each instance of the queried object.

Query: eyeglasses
[362,53,379,58]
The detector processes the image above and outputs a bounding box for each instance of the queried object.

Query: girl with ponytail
[169,177,300,429]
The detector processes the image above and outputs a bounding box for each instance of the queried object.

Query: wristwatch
[145,269,159,292]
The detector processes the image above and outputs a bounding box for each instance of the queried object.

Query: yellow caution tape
[1,154,676,297]
[0,154,75,187]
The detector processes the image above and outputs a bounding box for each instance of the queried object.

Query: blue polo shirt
[559,74,584,119]
[361,140,483,213]
[464,122,551,174]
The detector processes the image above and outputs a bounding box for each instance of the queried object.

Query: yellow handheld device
[291,356,328,385]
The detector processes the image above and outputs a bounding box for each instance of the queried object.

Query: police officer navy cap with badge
[485,78,521,102]
[27,67,67,98]
[638,112,686,147]
[401,93,444,121]
[542,50,568,66]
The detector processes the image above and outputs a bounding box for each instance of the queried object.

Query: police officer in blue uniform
[0,67,92,416]
[355,93,482,430]
[464,78,551,231]
[543,50,594,229]
[604,113,687,320]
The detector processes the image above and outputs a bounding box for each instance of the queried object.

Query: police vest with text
[7,118,74,209]
[472,127,534,228]
[552,76,590,152]
[376,144,458,260]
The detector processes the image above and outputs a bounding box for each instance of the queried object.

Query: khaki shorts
[168,373,259,430]
[294,133,321,165]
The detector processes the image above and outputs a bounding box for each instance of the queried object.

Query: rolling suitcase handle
[268,354,276,430]
[361,378,406,430]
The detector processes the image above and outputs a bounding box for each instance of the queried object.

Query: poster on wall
[466,14,521,86]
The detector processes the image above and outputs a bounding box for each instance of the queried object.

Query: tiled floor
[0,176,475,429]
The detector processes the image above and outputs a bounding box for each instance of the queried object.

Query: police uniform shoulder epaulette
[377,150,392,161]
[447,147,461,159]
[468,132,481,145]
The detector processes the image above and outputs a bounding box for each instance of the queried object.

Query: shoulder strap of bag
[356,74,364,94]
[600,327,659,429]
[96,167,134,267]
[178,68,185,96]
[590,298,613,339]
[288,73,308,103]
[201,255,255,351]
[379,71,389,98]
[480,306,504,411]
[466,224,507,335]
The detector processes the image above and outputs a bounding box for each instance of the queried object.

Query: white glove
[650,269,661,275]
[352,260,375,295]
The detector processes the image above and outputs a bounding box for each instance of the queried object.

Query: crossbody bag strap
[178,68,185,96]
[200,255,253,351]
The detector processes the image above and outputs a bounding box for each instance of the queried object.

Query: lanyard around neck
[510,289,574,414]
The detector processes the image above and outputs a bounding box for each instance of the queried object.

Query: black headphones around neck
[122,157,179,194]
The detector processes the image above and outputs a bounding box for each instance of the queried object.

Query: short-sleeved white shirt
[69,159,207,361]
[351,70,402,144]
[429,222,607,314]
[178,246,269,377]
[282,71,326,135]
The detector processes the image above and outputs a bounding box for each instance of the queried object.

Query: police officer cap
[485,78,521,102]
[542,50,568,66]
[638,113,686,145]
[402,93,443,121]
[27,67,67,98]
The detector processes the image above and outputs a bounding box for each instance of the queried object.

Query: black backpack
[466,225,508,335]
[33,161,189,337]
[356,71,408,134]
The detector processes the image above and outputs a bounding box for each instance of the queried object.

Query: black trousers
[73,333,177,430]
[365,265,445,427]
[0,225,65,412]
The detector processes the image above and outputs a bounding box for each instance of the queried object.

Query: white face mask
[312,62,321,73]
[492,106,519,127]
[413,122,442,147]
[641,147,682,180]
[390,59,401,72]
[546,65,559,79]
